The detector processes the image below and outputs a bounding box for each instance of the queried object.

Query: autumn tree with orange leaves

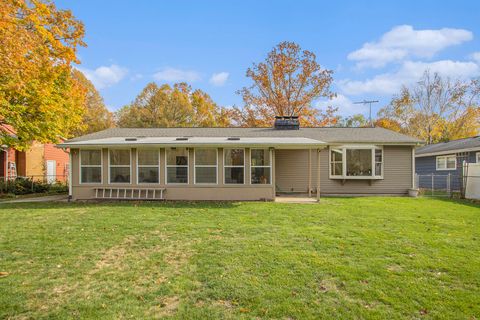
[377,71,479,144]
[0,0,86,149]
[234,41,337,127]
[116,82,232,128]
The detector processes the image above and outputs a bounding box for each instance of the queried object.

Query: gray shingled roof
[62,127,421,145]
[416,136,480,155]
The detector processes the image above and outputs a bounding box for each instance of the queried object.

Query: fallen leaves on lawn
[0,272,9,277]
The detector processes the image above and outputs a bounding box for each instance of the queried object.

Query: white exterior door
[46,160,56,183]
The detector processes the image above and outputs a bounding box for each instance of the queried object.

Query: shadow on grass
[0,199,244,211]
[431,196,480,209]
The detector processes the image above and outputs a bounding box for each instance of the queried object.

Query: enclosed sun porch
[60,136,326,201]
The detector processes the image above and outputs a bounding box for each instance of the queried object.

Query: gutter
[415,147,480,157]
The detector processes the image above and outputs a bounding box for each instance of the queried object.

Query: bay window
[109,149,131,183]
[137,149,159,183]
[436,155,456,170]
[330,146,383,179]
[251,148,271,184]
[224,148,244,184]
[80,150,102,183]
[195,149,217,184]
[166,148,189,184]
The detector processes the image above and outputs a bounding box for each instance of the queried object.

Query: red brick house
[0,124,69,182]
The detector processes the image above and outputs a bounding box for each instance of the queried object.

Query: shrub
[0,178,67,195]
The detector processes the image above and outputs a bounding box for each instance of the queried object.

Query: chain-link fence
[0,175,68,195]
[416,173,462,198]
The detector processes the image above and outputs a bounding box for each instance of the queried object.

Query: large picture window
[194,149,217,184]
[330,147,383,179]
[224,148,244,184]
[166,148,188,184]
[80,150,102,183]
[251,149,271,184]
[137,149,159,183]
[346,149,372,176]
[109,149,131,183]
[436,155,456,170]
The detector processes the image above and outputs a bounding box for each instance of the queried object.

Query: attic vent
[227,137,240,141]
[176,137,189,141]
[125,138,137,141]
[274,116,300,130]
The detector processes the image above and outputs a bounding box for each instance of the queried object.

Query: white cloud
[316,94,368,117]
[471,52,480,63]
[348,25,473,68]
[130,73,143,81]
[339,60,480,95]
[153,67,201,82]
[209,72,229,86]
[77,64,128,89]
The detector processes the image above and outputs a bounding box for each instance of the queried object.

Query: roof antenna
[354,100,378,127]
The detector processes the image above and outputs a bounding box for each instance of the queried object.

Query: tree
[337,114,369,127]
[374,118,402,132]
[0,0,86,149]
[116,82,231,128]
[378,71,480,144]
[234,41,336,127]
[71,70,114,135]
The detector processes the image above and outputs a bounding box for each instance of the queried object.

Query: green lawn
[0,198,479,319]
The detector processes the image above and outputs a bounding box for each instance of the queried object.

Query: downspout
[67,149,72,201]
[412,147,416,189]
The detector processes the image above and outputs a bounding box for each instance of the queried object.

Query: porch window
[224,148,244,184]
[330,148,343,176]
[251,148,271,184]
[166,148,188,184]
[109,149,131,183]
[330,147,383,179]
[80,150,102,183]
[194,149,217,184]
[436,155,456,170]
[137,149,159,183]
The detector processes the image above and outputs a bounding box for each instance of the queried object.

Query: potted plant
[408,188,419,197]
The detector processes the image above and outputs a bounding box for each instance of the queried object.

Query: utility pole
[354,100,378,127]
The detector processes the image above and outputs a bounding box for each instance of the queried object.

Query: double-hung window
[109,149,131,183]
[194,149,217,184]
[330,146,383,179]
[166,148,189,184]
[224,148,244,184]
[250,149,271,184]
[137,149,159,183]
[80,150,102,183]
[436,155,456,170]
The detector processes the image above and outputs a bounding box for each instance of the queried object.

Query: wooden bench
[93,187,166,200]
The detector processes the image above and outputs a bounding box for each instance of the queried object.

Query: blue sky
[57,0,480,118]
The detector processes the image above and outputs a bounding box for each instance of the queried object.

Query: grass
[0,198,479,319]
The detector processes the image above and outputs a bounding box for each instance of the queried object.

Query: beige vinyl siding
[275,149,311,193]
[319,146,412,195]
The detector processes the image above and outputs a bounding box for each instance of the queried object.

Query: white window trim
[224,148,246,185]
[476,152,480,163]
[329,145,384,180]
[79,149,103,184]
[136,148,160,184]
[165,147,189,185]
[194,148,218,185]
[108,148,132,184]
[250,148,272,185]
[436,155,456,171]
